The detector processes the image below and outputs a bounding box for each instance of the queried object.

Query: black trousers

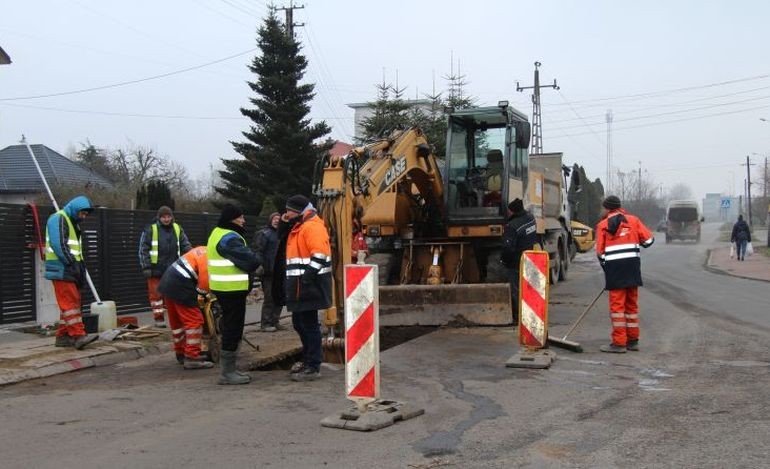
[216,291,248,352]
[507,267,520,323]
[292,310,322,371]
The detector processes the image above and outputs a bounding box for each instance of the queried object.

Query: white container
[92,301,117,332]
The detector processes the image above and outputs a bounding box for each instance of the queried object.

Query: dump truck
[313,103,574,328]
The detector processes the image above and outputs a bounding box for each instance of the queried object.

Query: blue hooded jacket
[45,195,94,283]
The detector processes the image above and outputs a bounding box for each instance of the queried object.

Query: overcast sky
[2,0,770,204]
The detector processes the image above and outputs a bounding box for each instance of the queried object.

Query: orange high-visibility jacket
[157,246,209,306]
[285,212,332,312]
[595,209,654,290]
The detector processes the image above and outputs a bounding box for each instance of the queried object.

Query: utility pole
[516,61,558,155]
[276,0,304,37]
[606,110,613,194]
[742,155,756,225]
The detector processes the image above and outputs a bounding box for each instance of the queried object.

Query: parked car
[656,219,667,232]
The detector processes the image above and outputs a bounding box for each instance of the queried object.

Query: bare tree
[667,183,694,201]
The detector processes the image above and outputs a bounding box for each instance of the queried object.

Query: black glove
[142,268,153,279]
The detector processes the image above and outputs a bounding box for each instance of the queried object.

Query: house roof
[329,141,353,157]
[0,144,113,193]
[0,46,10,65]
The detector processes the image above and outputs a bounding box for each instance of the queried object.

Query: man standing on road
[157,246,214,370]
[595,195,654,353]
[252,212,283,332]
[275,195,332,382]
[138,206,192,328]
[730,214,751,261]
[207,204,262,385]
[500,198,538,324]
[45,195,98,350]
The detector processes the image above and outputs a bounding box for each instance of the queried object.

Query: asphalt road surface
[1,223,768,468]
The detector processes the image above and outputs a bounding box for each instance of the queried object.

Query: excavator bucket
[378,283,512,327]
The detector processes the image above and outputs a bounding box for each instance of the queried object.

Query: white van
[665,200,702,243]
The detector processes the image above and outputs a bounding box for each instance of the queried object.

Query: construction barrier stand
[344,264,380,406]
[518,250,550,349]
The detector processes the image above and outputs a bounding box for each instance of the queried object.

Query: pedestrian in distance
[595,195,654,353]
[500,198,538,324]
[252,212,283,332]
[138,206,192,328]
[45,195,98,350]
[157,246,214,370]
[274,194,332,382]
[207,204,262,385]
[730,214,751,261]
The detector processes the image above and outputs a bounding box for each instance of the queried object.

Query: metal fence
[0,203,265,324]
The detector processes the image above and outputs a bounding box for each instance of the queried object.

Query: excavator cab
[445,105,530,225]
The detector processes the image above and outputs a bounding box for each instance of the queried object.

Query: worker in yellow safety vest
[207,204,262,385]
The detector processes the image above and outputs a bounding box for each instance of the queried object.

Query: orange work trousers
[52,280,85,338]
[165,298,205,359]
[147,277,166,324]
[608,287,639,346]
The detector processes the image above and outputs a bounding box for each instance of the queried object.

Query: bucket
[92,301,117,332]
[81,313,99,334]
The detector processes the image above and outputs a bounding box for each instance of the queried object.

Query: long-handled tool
[548,289,605,353]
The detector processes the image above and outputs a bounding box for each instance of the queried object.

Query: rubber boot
[217,350,251,385]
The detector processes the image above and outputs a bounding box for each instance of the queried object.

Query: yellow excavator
[314,102,575,329]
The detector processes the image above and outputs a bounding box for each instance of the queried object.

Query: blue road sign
[720,198,731,209]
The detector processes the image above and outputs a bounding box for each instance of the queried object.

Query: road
[1,222,768,468]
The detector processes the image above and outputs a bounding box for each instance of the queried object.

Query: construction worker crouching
[138,206,192,328]
[157,246,213,370]
[595,195,654,353]
[207,204,263,385]
[45,195,98,350]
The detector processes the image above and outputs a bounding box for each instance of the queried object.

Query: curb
[0,342,171,387]
[703,249,770,284]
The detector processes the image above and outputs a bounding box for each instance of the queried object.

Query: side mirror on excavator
[514,121,531,149]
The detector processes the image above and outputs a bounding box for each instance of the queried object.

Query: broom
[548,288,605,353]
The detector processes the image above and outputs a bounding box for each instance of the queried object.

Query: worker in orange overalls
[45,195,98,350]
[595,195,654,353]
[157,246,213,369]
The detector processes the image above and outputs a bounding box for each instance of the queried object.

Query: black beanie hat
[156,205,173,218]
[508,198,524,214]
[603,195,622,210]
[218,203,244,225]
[286,194,310,213]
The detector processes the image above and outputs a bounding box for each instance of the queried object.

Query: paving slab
[706,242,770,282]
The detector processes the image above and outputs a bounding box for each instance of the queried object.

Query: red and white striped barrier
[519,250,550,349]
[344,264,380,406]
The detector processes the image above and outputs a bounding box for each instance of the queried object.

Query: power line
[556,90,605,147]
[550,92,770,132]
[542,73,770,108]
[0,102,245,120]
[549,102,770,140]
[0,48,258,101]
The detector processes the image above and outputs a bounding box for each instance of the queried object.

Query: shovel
[548,289,605,353]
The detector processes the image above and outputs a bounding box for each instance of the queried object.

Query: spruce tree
[217,10,331,214]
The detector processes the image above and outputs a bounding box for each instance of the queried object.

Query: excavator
[313,102,575,330]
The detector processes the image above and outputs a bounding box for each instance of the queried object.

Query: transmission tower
[517,61,558,154]
[276,0,304,37]
[606,109,614,194]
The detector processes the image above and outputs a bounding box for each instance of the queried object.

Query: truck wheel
[558,242,568,281]
[569,240,577,261]
[550,248,560,285]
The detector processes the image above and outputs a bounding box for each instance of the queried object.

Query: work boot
[626,340,640,352]
[175,353,185,365]
[183,357,214,370]
[260,326,277,333]
[55,335,74,347]
[599,343,627,353]
[217,350,251,385]
[154,322,167,328]
[290,361,305,375]
[74,334,98,350]
[291,367,320,382]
